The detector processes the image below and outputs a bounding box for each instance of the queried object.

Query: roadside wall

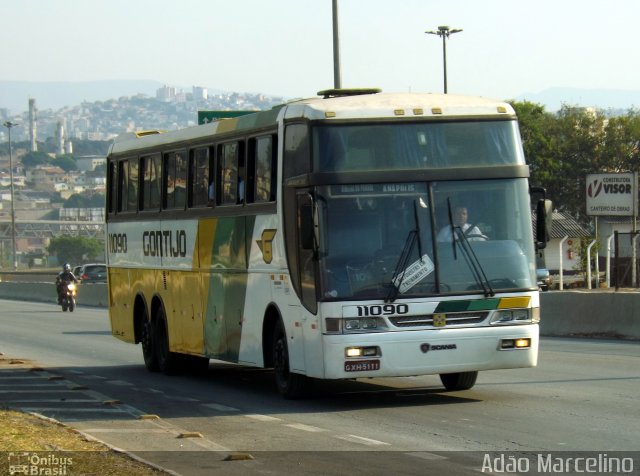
[0,281,108,308]
[539,291,640,339]
[0,281,637,339]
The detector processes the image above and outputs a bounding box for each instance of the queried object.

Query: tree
[20,151,52,168]
[47,236,104,265]
[63,193,105,208]
[510,100,559,190]
[63,194,88,208]
[511,101,635,225]
[600,110,640,172]
[54,154,78,172]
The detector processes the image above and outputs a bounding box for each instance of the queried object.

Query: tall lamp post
[3,121,19,270]
[332,0,342,89]
[425,25,463,94]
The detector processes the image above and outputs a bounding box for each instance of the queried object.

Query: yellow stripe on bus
[197,218,218,269]
[498,296,531,309]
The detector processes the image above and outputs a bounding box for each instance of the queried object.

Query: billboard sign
[586,173,637,216]
[197,110,257,125]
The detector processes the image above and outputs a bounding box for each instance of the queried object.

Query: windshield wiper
[454,227,495,297]
[386,200,424,303]
[446,199,495,297]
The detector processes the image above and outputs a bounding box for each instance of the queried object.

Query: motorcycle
[60,282,77,312]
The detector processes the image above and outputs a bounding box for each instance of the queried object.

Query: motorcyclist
[56,263,78,305]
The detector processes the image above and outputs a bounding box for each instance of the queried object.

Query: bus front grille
[390,311,490,328]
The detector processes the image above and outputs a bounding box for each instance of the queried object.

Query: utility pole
[3,121,19,270]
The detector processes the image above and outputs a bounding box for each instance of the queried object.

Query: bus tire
[141,317,159,372]
[272,320,308,399]
[439,371,478,391]
[154,306,181,375]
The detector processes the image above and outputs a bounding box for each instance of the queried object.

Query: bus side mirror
[536,199,553,250]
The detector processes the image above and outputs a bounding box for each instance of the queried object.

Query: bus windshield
[313,120,525,171]
[316,179,536,300]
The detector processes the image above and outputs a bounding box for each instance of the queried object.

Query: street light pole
[3,121,19,270]
[332,0,342,89]
[425,25,463,94]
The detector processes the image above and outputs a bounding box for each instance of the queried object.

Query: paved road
[0,299,638,475]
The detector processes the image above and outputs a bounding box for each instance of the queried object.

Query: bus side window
[189,147,210,208]
[107,161,116,214]
[117,160,128,213]
[164,151,187,210]
[128,159,139,212]
[249,134,277,203]
[219,141,243,205]
[141,154,161,211]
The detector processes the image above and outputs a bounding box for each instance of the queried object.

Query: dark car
[537,268,552,291]
[76,263,107,283]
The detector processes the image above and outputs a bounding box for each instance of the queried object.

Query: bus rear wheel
[141,317,159,372]
[154,306,181,375]
[440,371,478,391]
[272,320,308,399]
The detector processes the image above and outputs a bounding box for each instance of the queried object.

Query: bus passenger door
[287,304,307,372]
[296,191,318,314]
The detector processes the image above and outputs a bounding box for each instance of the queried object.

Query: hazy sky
[2,0,639,100]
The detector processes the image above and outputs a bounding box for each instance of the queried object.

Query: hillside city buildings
[0,86,285,267]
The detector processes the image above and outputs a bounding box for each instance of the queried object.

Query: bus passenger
[208,179,215,206]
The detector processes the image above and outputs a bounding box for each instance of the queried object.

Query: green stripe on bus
[435,298,500,313]
[203,215,257,362]
[467,298,501,311]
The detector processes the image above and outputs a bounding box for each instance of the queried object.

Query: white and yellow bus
[106,90,548,398]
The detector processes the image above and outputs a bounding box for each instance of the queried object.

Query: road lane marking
[201,403,240,412]
[335,434,391,446]
[20,407,127,413]
[165,395,200,402]
[406,452,448,461]
[285,423,326,433]
[245,414,282,422]
[0,399,97,403]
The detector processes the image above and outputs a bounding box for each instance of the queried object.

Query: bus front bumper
[321,324,539,380]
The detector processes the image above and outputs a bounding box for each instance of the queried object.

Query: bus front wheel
[439,371,478,391]
[272,320,308,399]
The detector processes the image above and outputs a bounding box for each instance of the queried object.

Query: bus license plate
[344,360,380,372]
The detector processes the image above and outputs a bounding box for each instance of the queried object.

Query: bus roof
[285,92,515,121]
[108,92,516,156]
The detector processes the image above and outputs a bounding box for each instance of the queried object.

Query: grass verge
[0,408,169,475]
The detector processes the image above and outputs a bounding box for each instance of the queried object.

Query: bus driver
[437,206,487,242]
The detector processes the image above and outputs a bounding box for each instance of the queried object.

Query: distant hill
[2,81,640,115]
[516,87,640,112]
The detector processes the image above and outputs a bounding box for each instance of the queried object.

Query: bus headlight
[500,338,531,350]
[490,309,532,325]
[324,317,388,334]
[345,346,381,357]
